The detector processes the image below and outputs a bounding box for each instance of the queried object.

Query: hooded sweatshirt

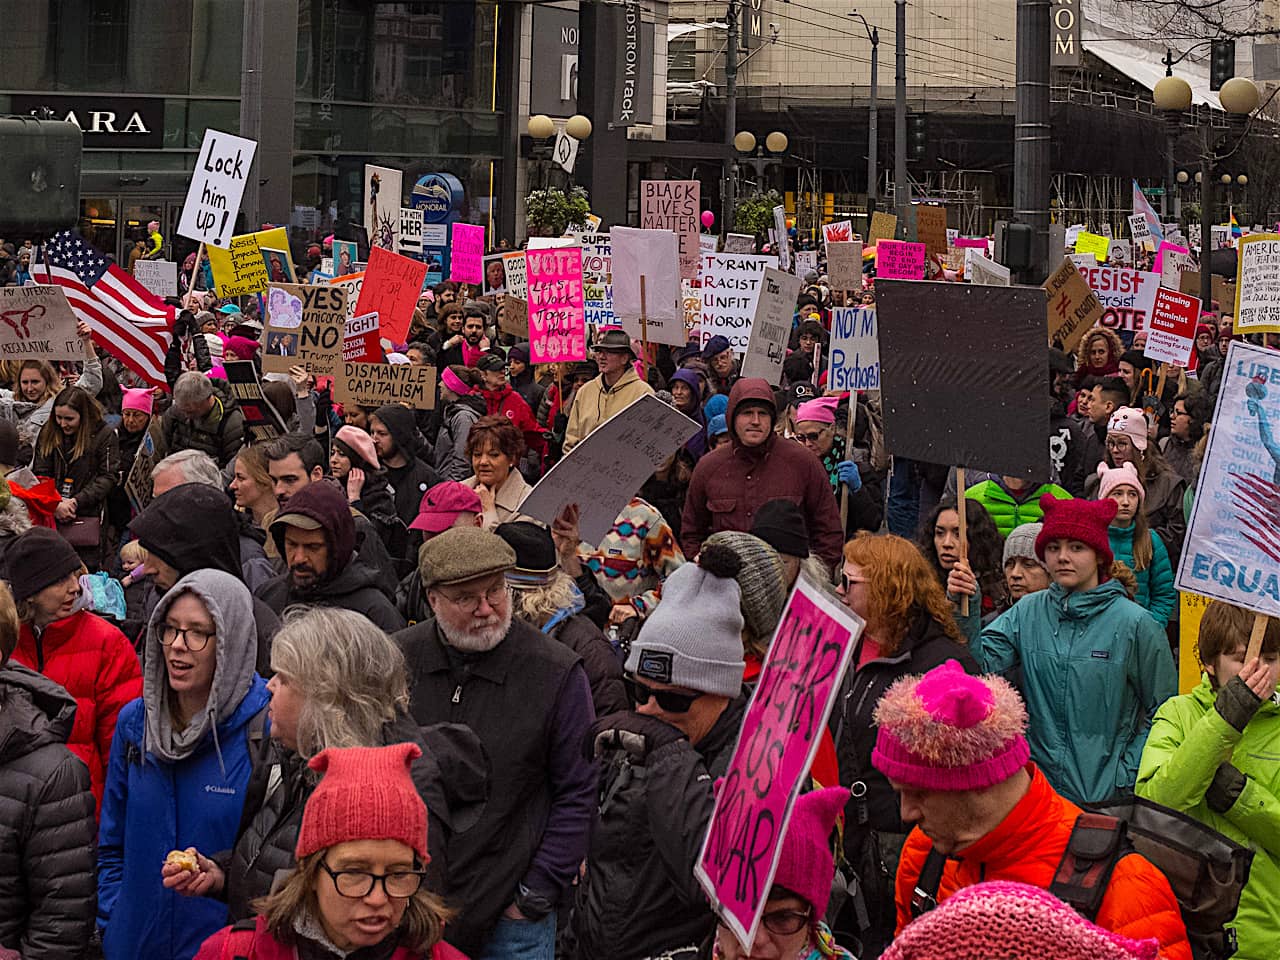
[98,569,270,960]
[373,404,440,528]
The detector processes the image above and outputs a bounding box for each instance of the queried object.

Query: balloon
[788,227,798,238]
[786,218,795,230]
[701,210,715,228]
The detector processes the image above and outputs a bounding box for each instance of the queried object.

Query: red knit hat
[295,743,430,863]
[1034,493,1117,570]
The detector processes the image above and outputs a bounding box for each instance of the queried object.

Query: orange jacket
[895,765,1191,960]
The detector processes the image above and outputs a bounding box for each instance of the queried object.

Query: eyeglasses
[795,430,828,443]
[624,676,701,713]
[435,583,509,613]
[760,907,812,935]
[160,624,214,651]
[320,861,426,899]
[1105,438,1132,450]
[1173,408,1190,418]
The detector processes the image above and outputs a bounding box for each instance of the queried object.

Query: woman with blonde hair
[165,606,486,923]
[830,532,978,957]
[2,321,102,444]
[230,444,278,530]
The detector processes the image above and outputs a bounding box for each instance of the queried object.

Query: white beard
[438,608,512,653]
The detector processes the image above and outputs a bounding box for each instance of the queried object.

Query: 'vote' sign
[178,129,258,248]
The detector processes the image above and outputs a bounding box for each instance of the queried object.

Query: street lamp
[734,130,789,196]
[565,114,593,140]
[849,10,880,226]
[528,114,555,140]
[1154,76,1192,220]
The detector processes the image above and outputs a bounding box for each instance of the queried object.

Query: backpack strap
[220,917,260,960]
[246,705,268,758]
[909,846,948,919]
[1048,813,1128,922]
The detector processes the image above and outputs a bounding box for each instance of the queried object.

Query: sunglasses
[624,676,701,713]
[795,430,827,442]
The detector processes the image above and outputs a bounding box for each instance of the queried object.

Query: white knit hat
[1002,523,1045,568]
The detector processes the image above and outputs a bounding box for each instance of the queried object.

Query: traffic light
[907,114,928,162]
[1210,39,1235,91]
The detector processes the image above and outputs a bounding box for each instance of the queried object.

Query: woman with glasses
[793,396,885,536]
[194,743,466,960]
[97,569,270,960]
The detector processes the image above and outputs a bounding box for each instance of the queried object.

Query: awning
[1082,36,1223,109]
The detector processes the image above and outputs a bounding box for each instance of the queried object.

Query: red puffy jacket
[195,917,469,960]
[481,385,547,464]
[11,610,142,815]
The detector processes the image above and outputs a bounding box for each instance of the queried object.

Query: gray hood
[144,568,258,765]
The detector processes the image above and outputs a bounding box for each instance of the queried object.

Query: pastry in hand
[165,848,199,873]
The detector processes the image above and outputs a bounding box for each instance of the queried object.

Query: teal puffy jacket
[1107,522,1176,626]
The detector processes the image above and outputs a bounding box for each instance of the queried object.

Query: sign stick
[839,392,857,530]
[188,242,205,297]
[1247,612,1269,663]
[639,275,649,382]
[956,465,970,617]
[1155,363,1168,399]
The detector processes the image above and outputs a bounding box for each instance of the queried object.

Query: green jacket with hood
[975,578,1176,805]
[963,479,1070,539]
[1137,676,1280,960]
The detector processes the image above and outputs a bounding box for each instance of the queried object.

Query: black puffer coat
[547,614,627,717]
[0,662,97,959]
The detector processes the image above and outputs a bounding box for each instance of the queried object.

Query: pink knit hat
[771,785,849,916]
[121,387,153,415]
[1106,406,1149,452]
[1096,461,1144,502]
[872,660,1030,792]
[334,424,380,470]
[795,396,840,425]
[881,881,1159,960]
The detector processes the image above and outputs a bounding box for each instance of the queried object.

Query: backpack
[911,797,1254,960]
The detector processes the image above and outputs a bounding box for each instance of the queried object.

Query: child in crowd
[1097,462,1175,626]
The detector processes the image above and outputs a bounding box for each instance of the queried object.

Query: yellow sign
[868,212,898,247]
[1073,231,1109,263]
[208,227,294,297]
[1179,592,1212,694]
[1233,232,1280,334]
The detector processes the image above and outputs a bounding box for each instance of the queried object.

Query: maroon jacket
[680,378,843,568]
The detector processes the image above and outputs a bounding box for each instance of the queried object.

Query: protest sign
[823,220,854,246]
[868,211,898,246]
[955,237,990,252]
[526,246,587,364]
[518,393,700,542]
[343,310,381,363]
[354,246,428,344]
[0,285,81,360]
[1077,264,1161,336]
[328,272,365,322]
[828,306,880,393]
[724,233,757,254]
[262,283,344,376]
[1100,222,1114,239]
[333,241,358,276]
[682,279,701,340]
[1178,270,1232,312]
[398,207,424,254]
[1108,239,1133,267]
[699,234,718,256]
[1211,225,1232,250]
[133,259,177,298]
[1176,340,1280,618]
[177,129,257,247]
[123,430,158,515]
[1233,233,1280,334]
[502,251,528,299]
[1179,592,1214,693]
[481,254,507,296]
[1143,287,1199,367]
[498,296,529,339]
[698,253,773,352]
[741,268,802,382]
[364,165,403,250]
[1068,253,1096,271]
[579,233,614,326]
[772,206,791,273]
[793,250,818,278]
[612,227,682,345]
[1074,231,1109,262]
[449,222,485,284]
[967,254,1011,286]
[915,205,949,258]
[1153,240,1190,274]
[208,227,292,297]
[877,280,1049,479]
[827,242,863,292]
[696,575,861,949]
[224,360,287,443]
[1044,259,1104,352]
[875,240,926,280]
[1065,224,1084,246]
[336,362,436,410]
[640,180,700,279]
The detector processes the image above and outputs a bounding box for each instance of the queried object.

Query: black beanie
[494,521,558,583]
[750,499,811,559]
[8,528,82,602]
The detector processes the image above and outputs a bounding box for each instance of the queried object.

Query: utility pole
[1013,0,1051,282]
[893,0,907,235]
[1201,126,1213,309]
[239,0,264,228]
[868,30,878,219]
[724,0,739,233]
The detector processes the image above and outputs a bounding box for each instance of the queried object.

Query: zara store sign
[10,94,165,149]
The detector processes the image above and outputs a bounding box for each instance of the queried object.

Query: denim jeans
[477,912,556,960]
[886,456,920,537]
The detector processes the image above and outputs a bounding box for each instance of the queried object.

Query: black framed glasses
[320,861,427,899]
[761,907,812,935]
[160,624,214,652]
[624,676,701,714]
[795,430,827,443]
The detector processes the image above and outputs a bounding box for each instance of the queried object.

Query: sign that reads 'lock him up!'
[178,129,258,248]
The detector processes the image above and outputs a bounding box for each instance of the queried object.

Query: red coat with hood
[11,610,142,815]
[481,384,547,463]
[680,378,844,568]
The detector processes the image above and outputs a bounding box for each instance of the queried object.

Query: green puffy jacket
[1137,676,1280,960]
[963,479,1071,539]
[975,579,1176,805]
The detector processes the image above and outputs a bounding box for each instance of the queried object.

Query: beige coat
[465,468,534,529]
[563,368,654,453]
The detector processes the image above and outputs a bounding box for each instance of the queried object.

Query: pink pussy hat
[795,395,840,425]
[771,785,849,917]
[872,660,1029,792]
[121,387,153,415]
[1096,461,1145,503]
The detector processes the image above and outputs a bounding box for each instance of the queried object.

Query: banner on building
[612,1,653,126]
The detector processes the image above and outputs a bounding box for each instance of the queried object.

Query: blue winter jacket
[974,578,1176,805]
[97,681,269,960]
[1107,522,1176,626]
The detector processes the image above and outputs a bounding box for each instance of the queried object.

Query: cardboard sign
[724,233,757,254]
[772,205,791,273]
[525,246,587,364]
[398,207,424,254]
[208,227,293,297]
[501,251,528,299]
[1178,592,1213,694]
[1044,259,1104,352]
[177,129,257,247]
[827,242,863,292]
[336,361,435,409]
[1077,265,1161,335]
[224,360,287,443]
[123,429,158,514]
[0,285,82,361]
[868,211,898,246]
[343,311,381,363]
[449,222,485,284]
[1176,341,1280,617]
[612,227,682,345]
[828,306,880,393]
[682,278,702,340]
[741,268,802,383]
[354,246,428,344]
[877,280,1049,479]
[481,254,508,296]
[915,205,949,258]
[1108,240,1134,267]
[133,259,178,298]
[875,240,926,281]
[1144,288,1200,367]
[262,283,345,376]
[823,220,854,247]
[698,253,773,352]
[1179,270,1233,312]
[640,180,700,280]
[1234,234,1280,334]
[518,394,700,542]
[967,254,1011,286]
[498,296,529,339]
[579,233,614,326]
[696,576,861,949]
[364,165,403,251]
[699,233,718,255]
[1074,231,1110,263]
[793,250,818,278]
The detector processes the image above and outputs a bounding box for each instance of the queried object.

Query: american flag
[41,230,173,387]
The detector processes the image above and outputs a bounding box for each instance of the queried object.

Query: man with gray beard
[396,526,597,960]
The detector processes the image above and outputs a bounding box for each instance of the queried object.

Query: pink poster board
[1152,240,1189,274]
[450,222,485,284]
[525,247,587,364]
[876,240,927,280]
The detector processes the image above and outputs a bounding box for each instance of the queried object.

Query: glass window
[80,197,118,259]
[190,0,245,95]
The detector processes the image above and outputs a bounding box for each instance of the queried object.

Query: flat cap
[419,525,516,588]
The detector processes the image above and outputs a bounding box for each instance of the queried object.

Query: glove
[1215,675,1263,733]
[837,460,862,493]
[1206,762,1246,813]
[590,710,687,760]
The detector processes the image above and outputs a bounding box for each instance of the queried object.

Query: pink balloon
[701,210,715,228]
